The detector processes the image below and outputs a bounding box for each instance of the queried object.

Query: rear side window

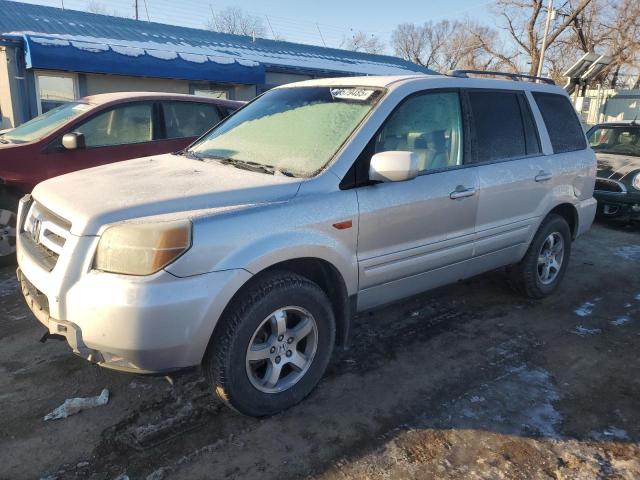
[467,91,539,163]
[162,102,222,139]
[532,92,586,153]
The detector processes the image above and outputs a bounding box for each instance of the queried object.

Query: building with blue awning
[0,0,434,128]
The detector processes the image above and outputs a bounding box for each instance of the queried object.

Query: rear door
[355,90,479,311]
[465,89,551,264]
[159,101,224,151]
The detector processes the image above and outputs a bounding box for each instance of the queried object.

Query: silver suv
[16,74,597,416]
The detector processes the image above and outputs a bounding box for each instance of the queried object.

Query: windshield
[188,86,383,177]
[588,125,640,157]
[1,102,93,144]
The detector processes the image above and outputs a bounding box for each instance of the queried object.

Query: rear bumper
[575,197,598,237]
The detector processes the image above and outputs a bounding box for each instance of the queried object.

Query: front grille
[595,178,625,193]
[22,202,72,270]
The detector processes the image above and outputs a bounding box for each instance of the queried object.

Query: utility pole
[316,23,327,48]
[134,0,139,20]
[536,0,554,78]
[265,15,276,39]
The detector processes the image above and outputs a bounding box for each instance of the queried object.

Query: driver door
[355,90,479,311]
[41,102,163,179]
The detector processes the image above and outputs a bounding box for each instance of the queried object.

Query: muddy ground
[0,221,639,480]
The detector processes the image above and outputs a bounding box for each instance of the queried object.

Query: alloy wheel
[537,232,564,285]
[0,209,17,257]
[245,306,318,394]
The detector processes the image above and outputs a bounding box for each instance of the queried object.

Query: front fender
[165,189,360,295]
[228,230,358,296]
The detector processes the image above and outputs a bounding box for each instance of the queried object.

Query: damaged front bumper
[18,268,105,365]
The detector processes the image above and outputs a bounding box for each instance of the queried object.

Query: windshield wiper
[218,158,276,175]
[215,158,299,177]
[0,136,9,144]
[175,149,202,160]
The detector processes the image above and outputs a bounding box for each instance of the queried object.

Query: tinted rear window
[467,91,538,163]
[533,92,586,153]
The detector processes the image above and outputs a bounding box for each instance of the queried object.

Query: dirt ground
[0,221,639,480]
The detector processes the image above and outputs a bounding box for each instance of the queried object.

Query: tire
[203,271,336,416]
[0,191,19,267]
[507,214,572,299]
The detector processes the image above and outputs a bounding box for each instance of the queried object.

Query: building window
[35,72,79,114]
[192,88,230,99]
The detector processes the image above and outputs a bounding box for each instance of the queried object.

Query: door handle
[449,186,476,199]
[535,171,553,182]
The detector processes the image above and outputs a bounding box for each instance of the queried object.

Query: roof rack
[448,69,555,85]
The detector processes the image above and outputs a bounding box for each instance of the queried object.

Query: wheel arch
[203,256,353,365]
[547,202,579,240]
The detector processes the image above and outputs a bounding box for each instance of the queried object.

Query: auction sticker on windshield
[330,88,376,101]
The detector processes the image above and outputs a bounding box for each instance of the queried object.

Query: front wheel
[507,214,572,299]
[203,271,336,416]
[0,192,18,267]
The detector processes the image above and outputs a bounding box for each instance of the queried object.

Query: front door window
[74,103,154,147]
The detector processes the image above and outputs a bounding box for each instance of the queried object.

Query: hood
[32,154,302,236]
[0,140,22,151]
[596,153,640,182]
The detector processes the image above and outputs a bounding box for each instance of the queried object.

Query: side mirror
[369,151,419,183]
[61,132,85,150]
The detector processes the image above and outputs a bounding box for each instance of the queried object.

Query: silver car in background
[16,74,597,416]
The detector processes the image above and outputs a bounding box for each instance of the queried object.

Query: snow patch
[71,41,109,52]
[611,316,630,326]
[178,52,207,63]
[574,301,596,317]
[30,36,69,46]
[236,58,260,67]
[573,325,602,336]
[613,245,640,261]
[110,45,145,57]
[446,366,562,438]
[590,427,629,441]
[44,389,109,420]
[146,49,178,60]
[208,55,236,65]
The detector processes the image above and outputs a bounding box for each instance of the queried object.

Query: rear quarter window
[532,92,586,153]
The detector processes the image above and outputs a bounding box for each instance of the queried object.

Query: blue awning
[22,34,265,85]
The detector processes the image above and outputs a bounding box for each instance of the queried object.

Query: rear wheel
[203,271,336,416]
[0,192,18,267]
[507,214,571,299]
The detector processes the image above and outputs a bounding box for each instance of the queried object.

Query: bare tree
[562,0,640,87]
[87,1,122,17]
[341,31,385,54]
[493,0,594,75]
[391,19,508,72]
[206,7,266,38]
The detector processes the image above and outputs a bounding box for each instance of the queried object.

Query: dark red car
[0,92,243,264]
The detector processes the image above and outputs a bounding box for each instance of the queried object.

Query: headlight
[94,219,191,275]
[632,172,640,191]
